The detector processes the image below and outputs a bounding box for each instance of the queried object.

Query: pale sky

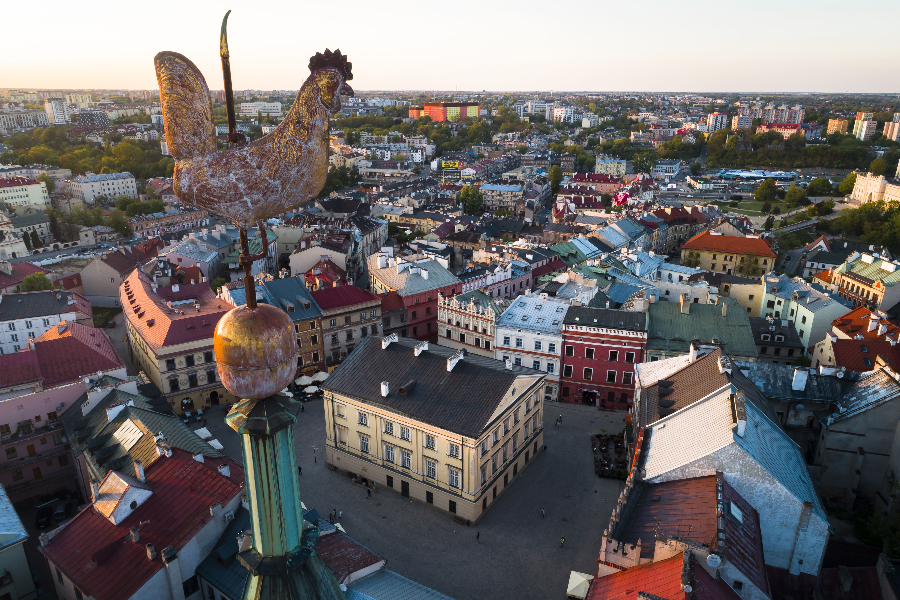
[3,0,898,93]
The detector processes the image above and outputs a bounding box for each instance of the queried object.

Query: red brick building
[559,307,648,410]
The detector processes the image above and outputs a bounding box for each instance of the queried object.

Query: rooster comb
[308,49,353,81]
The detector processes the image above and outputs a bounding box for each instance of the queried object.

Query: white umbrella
[303,386,319,394]
[311,371,329,382]
[566,572,593,599]
[296,375,314,386]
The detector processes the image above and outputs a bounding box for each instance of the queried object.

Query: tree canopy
[460,185,484,215]
[22,273,55,292]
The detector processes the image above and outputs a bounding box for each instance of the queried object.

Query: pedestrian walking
[476,532,480,542]
[312,446,318,463]
[338,510,342,519]
[331,509,336,522]
[298,465,302,476]
[366,488,372,499]
[541,508,546,518]
[560,537,565,548]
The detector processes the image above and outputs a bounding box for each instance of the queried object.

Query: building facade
[0,177,50,209]
[311,285,382,368]
[64,172,137,203]
[323,336,545,523]
[437,290,508,358]
[559,307,647,410]
[0,290,92,355]
[423,102,480,123]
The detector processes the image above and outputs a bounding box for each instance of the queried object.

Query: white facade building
[65,172,137,203]
[0,177,50,209]
[44,98,69,125]
[706,112,728,133]
[494,292,570,401]
[239,101,282,116]
[731,115,754,131]
[0,291,91,355]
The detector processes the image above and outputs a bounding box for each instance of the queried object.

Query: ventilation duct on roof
[399,380,416,396]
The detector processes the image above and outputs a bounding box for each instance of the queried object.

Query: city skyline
[2,0,898,93]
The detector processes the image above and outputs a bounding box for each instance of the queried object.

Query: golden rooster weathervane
[154,11,353,310]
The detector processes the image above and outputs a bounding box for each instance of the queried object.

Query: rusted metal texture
[154,48,353,229]
[214,304,298,399]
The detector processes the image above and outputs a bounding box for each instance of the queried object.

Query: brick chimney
[680,293,690,315]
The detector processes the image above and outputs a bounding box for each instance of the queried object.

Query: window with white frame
[609,350,619,361]
[623,372,633,385]
[401,450,411,468]
[384,444,395,463]
[400,426,410,441]
[358,412,368,426]
[584,368,593,381]
[547,362,555,374]
[503,335,510,346]
[336,425,348,445]
[425,434,435,450]
[448,467,460,488]
[384,420,394,436]
[606,370,616,383]
[532,359,541,370]
[359,434,370,454]
[515,338,523,348]
[585,347,594,359]
[625,352,635,363]
[534,340,542,351]
[448,442,460,458]
[425,459,436,478]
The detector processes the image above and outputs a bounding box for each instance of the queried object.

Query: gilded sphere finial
[214,304,298,400]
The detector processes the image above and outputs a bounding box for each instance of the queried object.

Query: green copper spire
[227,395,345,600]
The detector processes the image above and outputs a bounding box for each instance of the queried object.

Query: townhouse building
[65,172,137,203]
[480,183,523,211]
[559,307,647,410]
[121,269,235,415]
[130,207,210,238]
[9,210,52,245]
[380,291,409,338]
[0,290,92,354]
[494,292,570,402]
[680,230,776,276]
[80,239,164,307]
[594,157,627,177]
[0,176,50,210]
[311,285,382,367]
[0,320,127,502]
[437,290,509,358]
[322,335,545,523]
[368,252,461,343]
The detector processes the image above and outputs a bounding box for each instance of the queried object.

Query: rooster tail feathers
[154,51,217,160]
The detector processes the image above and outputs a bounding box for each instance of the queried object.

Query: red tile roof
[813,270,833,284]
[380,291,406,313]
[40,449,243,600]
[120,270,230,355]
[0,262,48,292]
[830,339,900,373]
[316,531,384,578]
[831,306,900,341]
[32,321,125,387]
[311,285,379,311]
[0,351,41,388]
[691,563,742,600]
[681,230,776,258]
[586,553,686,600]
[56,272,83,290]
[0,176,40,188]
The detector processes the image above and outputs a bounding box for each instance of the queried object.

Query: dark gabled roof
[748,317,805,349]
[0,290,91,321]
[322,337,543,438]
[563,306,647,332]
[311,285,380,311]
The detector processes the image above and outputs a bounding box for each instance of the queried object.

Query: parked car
[53,500,75,523]
[106,321,116,329]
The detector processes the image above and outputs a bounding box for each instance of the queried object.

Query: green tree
[107,210,131,237]
[459,185,484,215]
[211,277,227,291]
[837,172,857,196]
[681,251,701,268]
[784,184,808,208]
[690,162,701,176]
[29,230,41,249]
[549,165,563,195]
[764,216,775,231]
[762,200,773,213]
[37,173,55,194]
[633,152,654,175]
[755,179,777,203]
[600,193,612,207]
[21,273,54,291]
[871,158,887,176]
[806,177,832,197]
[23,232,32,251]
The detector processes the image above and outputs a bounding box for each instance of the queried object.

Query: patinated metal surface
[154,48,353,229]
[214,304,298,400]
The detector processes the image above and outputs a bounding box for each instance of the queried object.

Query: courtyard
[201,397,627,600]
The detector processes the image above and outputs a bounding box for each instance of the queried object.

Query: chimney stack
[680,293,690,315]
[146,543,156,561]
[217,463,231,478]
[380,381,389,397]
[134,459,145,482]
[130,526,140,543]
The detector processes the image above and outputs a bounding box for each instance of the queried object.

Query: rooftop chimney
[792,367,809,391]
[134,459,145,483]
[380,381,389,397]
[381,333,398,349]
[146,543,156,561]
[130,526,140,543]
[447,349,464,372]
[193,452,204,463]
[869,314,880,332]
[91,481,99,502]
[732,393,747,437]
[680,293,690,315]
[217,463,231,478]
[414,341,428,356]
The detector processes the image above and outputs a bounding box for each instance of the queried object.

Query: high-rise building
[43,97,69,125]
[855,120,877,141]
[64,93,92,108]
[423,102,480,123]
[731,115,753,131]
[238,101,282,116]
[408,106,423,119]
[853,112,875,139]
[885,120,900,143]
[76,109,110,128]
[827,118,848,135]
[706,112,728,133]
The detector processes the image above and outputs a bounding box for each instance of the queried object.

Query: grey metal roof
[0,483,27,552]
[737,362,848,403]
[563,306,647,332]
[346,570,455,600]
[9,211,49,228]
[322,337,543,439]
[763,274,843,314]
[0,290,84,321]
[828,369,900,425]
[167,241,219,264]
[370,259,461,297]
[647,301,757,358]
[496,294,570,334]
[195,506,252,600]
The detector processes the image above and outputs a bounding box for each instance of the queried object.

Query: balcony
[2,422,64,446]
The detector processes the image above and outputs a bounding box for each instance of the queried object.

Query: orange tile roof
[119,269,230,356]
[586,553,686,599]
[681,230,776,258]
[813,270,832,284]
[831,306,899,340]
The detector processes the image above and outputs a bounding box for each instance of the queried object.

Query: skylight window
[729,502,743,524]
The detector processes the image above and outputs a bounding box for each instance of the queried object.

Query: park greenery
[0,126,174,179]
[21,273,56,292]
[459,185,484,215]
[817,201,900,255]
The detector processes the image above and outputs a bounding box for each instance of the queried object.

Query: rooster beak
[340,82,354,97]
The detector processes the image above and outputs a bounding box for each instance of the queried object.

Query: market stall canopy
[311,371,329,382]
[303,386,319,394]
[296,375,314,386]
[566,572,593,599]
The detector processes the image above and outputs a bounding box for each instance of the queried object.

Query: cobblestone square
[201,399,626,600]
